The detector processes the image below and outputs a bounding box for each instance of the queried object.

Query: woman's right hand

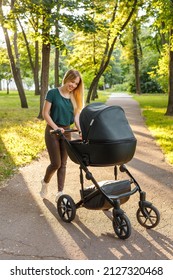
[53,126,65,134]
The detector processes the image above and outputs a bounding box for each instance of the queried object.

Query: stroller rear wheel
[112,213,131,239]
[136,204,160,229]
[57,195,76,223]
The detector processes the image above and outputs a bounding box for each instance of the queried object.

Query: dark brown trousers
[43,125,70,191]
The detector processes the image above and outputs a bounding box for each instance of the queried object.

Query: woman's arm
[42,100,64,132]
[74,112,80,130]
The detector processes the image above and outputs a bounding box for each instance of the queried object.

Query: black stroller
[51,103,160,240]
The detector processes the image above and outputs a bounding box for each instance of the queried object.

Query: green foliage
[121,24,164,94]
[0,0,171,98]
[128,70,163,93]
[113,82,130,92]
[133,94,173,164]
[65,0,140,87]
[149,44,169,93]
[0,47,12,81]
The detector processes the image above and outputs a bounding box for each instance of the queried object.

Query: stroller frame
[52,129,160,240]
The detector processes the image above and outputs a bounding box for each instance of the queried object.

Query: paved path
[0,93,173,260]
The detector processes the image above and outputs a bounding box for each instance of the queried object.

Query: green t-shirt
[45,88,74,126]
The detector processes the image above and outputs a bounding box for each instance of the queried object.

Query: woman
[40,69,84,202]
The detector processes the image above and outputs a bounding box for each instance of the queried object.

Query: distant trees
[65,0,139,102]
[148,0,173,115]
[0,0,173,115]
[0,47,12,93]
[0,0,95,114]
[0,0,28,108]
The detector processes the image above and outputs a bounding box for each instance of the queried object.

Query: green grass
[0,91,46,183]
[0,90,110,184]
[133,94,173,165]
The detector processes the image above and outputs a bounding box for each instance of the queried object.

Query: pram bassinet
[67,103,137,166]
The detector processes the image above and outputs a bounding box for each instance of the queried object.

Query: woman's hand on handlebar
[50,127,65,135]
[50,127,80,135]
[58,127,65,134]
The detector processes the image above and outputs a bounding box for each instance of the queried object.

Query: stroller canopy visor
[80,103,136,143]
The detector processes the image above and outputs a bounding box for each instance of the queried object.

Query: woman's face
[65,76,80,92]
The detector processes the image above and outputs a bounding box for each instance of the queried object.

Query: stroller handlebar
[50,128,79,135]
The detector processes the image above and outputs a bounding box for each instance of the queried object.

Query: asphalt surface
[0,93,173,260]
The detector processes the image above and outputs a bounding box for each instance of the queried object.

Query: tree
[0,47,13,93]
[85,0,138,102]
[166,27,173,115]
[16,13,40,95]
[132,21,141,95]
[65,0,139,102]
[165,1,173,115]
[151,0,173,115]
[0,0,28,108]
[38,13,51,119]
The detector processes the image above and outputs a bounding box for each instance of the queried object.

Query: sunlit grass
[0,91,46,182]
[133,94,173,164]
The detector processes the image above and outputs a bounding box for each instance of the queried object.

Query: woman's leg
[57,137,68,192]
[44,125,61,183]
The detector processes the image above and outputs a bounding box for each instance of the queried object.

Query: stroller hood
[80,103,136,143]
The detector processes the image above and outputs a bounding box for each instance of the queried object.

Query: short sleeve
[45,90,54,103]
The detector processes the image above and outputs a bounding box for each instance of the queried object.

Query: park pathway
[0,93,173,260]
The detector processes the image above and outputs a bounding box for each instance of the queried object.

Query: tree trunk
[0,2,28,108]
[3,27,28,108]
[86,75,101,103]
[37,7,51,119]
[55,21,60,87]
[7,80,10,94]
[133,23,141,95]
[18,16,40,95]
[91,82,98,100]
[34,40,40,95]
[54,2,61,87]
[37,41,51,119]
[165,29,173,116]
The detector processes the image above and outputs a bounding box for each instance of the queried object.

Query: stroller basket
[67,103,136,166]
[80,180,131,210]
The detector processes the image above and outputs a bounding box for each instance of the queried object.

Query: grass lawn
[133,94,173,165]
[0,91,46,182]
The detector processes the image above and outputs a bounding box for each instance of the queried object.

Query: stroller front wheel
[112,213,131,240]
[136,204,160,229]
[57,194,76,223]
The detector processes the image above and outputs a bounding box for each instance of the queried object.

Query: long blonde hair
[62,69,84,114]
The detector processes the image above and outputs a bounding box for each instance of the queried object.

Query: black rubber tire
[136,204,160,229]
[112,213,131,239]
[57,194,76,223]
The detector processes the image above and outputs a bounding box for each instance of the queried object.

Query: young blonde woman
[40,69,84,202]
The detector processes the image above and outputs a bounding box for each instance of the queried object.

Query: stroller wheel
[57,195,76,223]
[136,204,160,229]
[112,214,131,240]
